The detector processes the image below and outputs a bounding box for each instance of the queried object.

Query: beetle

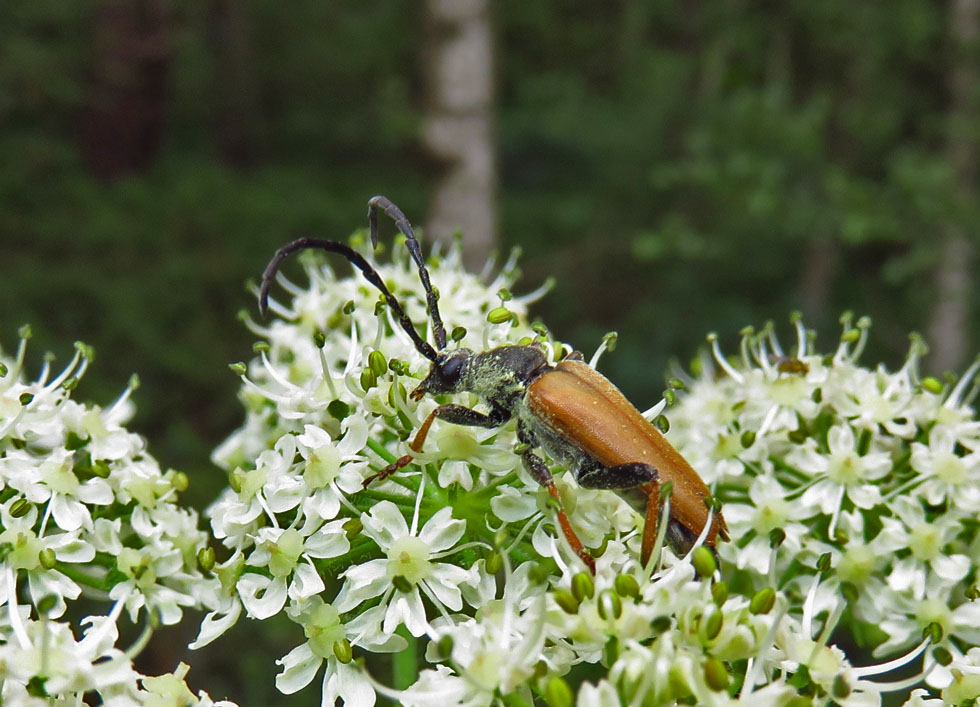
[258,195,727,572]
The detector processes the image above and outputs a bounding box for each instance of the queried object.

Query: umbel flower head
[206,223,980,705]
[0,329,231,705]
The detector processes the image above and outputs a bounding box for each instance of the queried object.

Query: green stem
[392,625,418,690]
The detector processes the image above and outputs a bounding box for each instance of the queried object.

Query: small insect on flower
[258,196,727,573]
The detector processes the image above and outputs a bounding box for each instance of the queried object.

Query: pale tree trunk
[927,0,979,373]
[421,0,496,269]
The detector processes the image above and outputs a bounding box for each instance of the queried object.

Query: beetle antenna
[258,237,438,362]
[367,195,447,350]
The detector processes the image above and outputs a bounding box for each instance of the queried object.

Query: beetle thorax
[460,345,551,413]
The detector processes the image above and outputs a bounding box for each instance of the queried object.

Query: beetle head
[411,348,472,400]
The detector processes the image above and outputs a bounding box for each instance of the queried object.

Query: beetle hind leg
[520,447,596,574]
[575,459,658,490]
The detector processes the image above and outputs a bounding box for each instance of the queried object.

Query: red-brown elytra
[258,196,728,573]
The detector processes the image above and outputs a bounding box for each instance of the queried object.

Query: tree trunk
[79,0,173,179]
[421,0,496,269]
[927,0,979,373]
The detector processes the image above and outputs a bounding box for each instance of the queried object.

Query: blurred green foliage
[0,2,976,702]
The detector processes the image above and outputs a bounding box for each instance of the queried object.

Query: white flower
[333,499,472,637]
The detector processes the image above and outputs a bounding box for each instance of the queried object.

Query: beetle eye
[440,354,465,382]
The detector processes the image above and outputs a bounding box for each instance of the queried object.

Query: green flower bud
[553,589,579,614]
[692,546,717,578]
[750,587,776,615]
[571,571,595,602]
[544,676,573,707]
[704,657,730,691]
[614,573,640,599]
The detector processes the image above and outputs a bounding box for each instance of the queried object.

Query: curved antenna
[367,195,447,350]
[258,237,438,362]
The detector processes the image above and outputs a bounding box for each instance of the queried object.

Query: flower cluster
[0,328,231,705]
[204,232,980,705]
[668,315,980,703]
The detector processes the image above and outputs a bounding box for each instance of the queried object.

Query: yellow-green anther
[596,590,622,620]
[485,550,503,575]
[750,587,776,615]
[712,580,728,606]
[692,546,717,577]
[651,616,671,633]
[769,528,786,548]
[328,400,350,420]
[924,621,944,643]
[571,572,594,602]
[19,325,32,339]
[811,387,823,403]
[921,376,943,394]
[655,414,670,433]
[841,328,860,343]
[313,330,327,347]
[601,331,618,351]
[614,573,640,599]
[228,470,243,494]
[392,575,413,593]
[785,698,814,707]
[545,677,573,707]
[934,646,953,666]
[359,368,377,391]
[334,638,353,664]
[343,518,363,539]
[369,350,388,376]
[19,393,34,406]
[229,362,247,376]
[36,594,58,614]
[518,336,533,346]
[171,471,189,492]
[38,548,57,570]
[10,498,32,518]
[704,657,730,691]
[437,635,454,659]
[531,322,548,336]
[0,362,7,377]
[62,376,79,391]
[739,325,754,337]
[668,377,685,390]
[553,589,579,614]
[197,546,216,572]
[253,341,270,353]
[450,326,467,342]
[514,442,531,455]
[343,300,355,315]
[832,675,851,698]
[967,585,980,601]
[817,552,832,573]
[532,660,549,680]
[704,610,723,640]
[659,481,674,502]
[740,430,756,448]
[497,288,512,302]
[487,307,513,324]
[374,300,387,316]
[663,389,677,406]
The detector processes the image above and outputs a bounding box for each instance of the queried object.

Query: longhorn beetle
[258,196,728,572]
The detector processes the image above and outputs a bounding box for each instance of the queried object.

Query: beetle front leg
[520,447,596,574]
[362,404,508,487]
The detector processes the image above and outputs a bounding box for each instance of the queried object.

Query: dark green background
[2,2,976,703]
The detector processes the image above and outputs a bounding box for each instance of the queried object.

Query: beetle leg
[640,480,661,567]
[362,404,508,487]
[520,447,596,574]
[574,458,663,566]
[575,459,658,490]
